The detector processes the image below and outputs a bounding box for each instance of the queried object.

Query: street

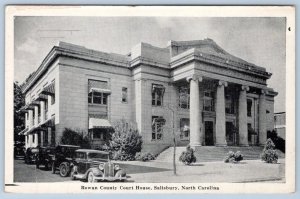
[14,157,285,183]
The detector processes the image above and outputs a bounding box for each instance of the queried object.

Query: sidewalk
[115,159,285,183]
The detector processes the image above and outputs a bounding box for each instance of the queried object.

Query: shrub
[60,128,91,148]
[110,119,143,161]
[261,138,278,163]
[135,152,156,162]
[224,151,244,163]
[267,130,285,153]
[179,145,196,165]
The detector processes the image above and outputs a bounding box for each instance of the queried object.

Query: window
[122,87,128,103]
[152,116,165,140]
[225,95,235,114]
[247,99,252,117]
[152,84,165,106]
[32,134,35,143]
[178,86,190,109]
[88,79,109,105]
[204,91,215,111]
[92,129,107,140]
[88,91,107,105]
[180,118,190,139]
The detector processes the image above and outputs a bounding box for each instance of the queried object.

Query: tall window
[44,100,48,120]
[247,99,252,117]
[180,118,190,139]
[225,95,235,114]
[203,91,215,111]
[152,84,165,106]
[152,116,165,140]
[88,80,109,105]
[122,87,128,103]
[178,86,190,109]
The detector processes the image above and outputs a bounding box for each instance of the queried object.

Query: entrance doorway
[226,122,238,146]
[205,121,214,146]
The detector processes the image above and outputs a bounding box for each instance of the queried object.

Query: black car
[24,147,39,164]
[36,146,55,170]
[51,145,80,177]
[14,142,25,159]
[71,149,126,182]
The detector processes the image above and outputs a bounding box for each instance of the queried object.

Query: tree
[14,81,25,142]
[110,119,143,161]
[60,128,91,148]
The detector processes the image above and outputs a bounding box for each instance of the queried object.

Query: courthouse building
[19,39,277,153]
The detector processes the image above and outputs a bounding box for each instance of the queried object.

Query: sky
[14,17,286,112]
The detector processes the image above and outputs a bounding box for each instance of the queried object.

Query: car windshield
[88,153,109,160]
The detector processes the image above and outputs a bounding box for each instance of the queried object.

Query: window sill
[88,103,108,107]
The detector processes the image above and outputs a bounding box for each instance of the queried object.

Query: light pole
[164,104,177,175]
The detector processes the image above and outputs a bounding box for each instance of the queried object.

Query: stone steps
[155,146,285,163]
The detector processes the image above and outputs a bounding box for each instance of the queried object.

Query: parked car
[24,147,39,164]
[36,146,55,170]
[70,149,127,182]
[51,145,80,177]
[14,141,25,159]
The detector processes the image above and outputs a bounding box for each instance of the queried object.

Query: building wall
[57,56,134,143]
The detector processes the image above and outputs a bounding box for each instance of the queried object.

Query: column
[40,131,44,146]
[215,80,227,146]
[28,110,33,128]
[259,90,267,145]
[239,85,249,146]
[48,127,52,146]
[34,133,38,147]
[187,75,203,147]
[40,101,45,123]
[34,106,38,127]
[25,135,28,149]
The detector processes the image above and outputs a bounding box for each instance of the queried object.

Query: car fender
[84,168,103,178]
[115,169,126,177]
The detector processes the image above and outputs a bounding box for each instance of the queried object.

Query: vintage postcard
[5,6,295,193]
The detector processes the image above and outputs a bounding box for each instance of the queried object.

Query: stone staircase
[155,146,285,163]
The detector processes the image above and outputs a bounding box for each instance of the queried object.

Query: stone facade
[20,39,277,153]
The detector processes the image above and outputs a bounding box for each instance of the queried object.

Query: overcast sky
[14,17,286,112]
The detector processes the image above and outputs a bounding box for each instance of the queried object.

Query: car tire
[51,162,56,174]
[87,172,96,183]
[59,162,70,177]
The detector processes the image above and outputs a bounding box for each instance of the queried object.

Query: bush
[135,152,156,162]
[224,151,244,163]
[261,138,278,163]
[179,145,196,165]
[267,130,285,153]
[60,128,91,148]
[110,119,143,161]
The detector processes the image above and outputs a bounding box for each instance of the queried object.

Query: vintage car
[14,141,25,159]
[70,149,126,182]
[51,145,80,177]
[24,147,39,164]
[36,146,55,170]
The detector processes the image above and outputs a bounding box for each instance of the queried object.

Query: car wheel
[87,172,96,183]
[51,162,56,174]
[59,162,70,177]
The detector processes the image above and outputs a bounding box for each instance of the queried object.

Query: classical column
[34,106,38,127]
[215,80,227,146]
[259,90,267,145]
[239,85,249,146]
[40,101,45,123]
[28,110,33,129]
[187,75,203,147]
